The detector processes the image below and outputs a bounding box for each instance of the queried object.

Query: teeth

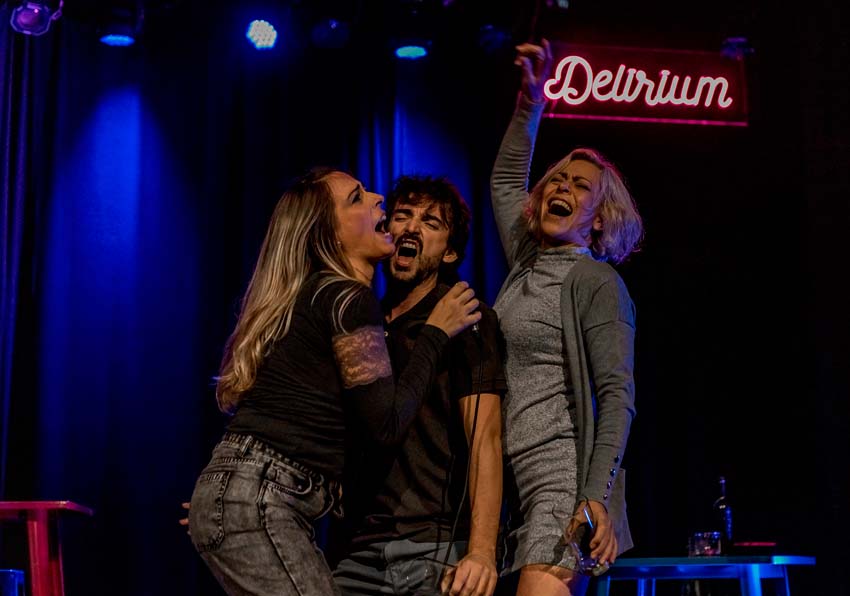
[397,239,419,259]
[548,198,573,216]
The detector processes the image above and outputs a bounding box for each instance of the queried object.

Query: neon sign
[543,43,748,126]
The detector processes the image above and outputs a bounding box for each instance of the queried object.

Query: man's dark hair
[386,175,472,283]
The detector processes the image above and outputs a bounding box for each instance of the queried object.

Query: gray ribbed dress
[490,94,636,574]
[494,245,592,573]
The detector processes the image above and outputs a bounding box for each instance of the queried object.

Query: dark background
[1,0,846,594]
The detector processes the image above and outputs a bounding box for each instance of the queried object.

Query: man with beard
[333,176,506,596]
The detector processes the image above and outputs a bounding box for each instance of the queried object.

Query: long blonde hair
[525,148,644,264]
[215,167,363,414]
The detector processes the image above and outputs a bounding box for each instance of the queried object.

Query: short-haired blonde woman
[188,167,481,596]
[491,41,643,596]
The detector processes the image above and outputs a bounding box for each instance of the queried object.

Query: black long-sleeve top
[226,272,449,479]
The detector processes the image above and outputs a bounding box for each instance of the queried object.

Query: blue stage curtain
[0,3,511,594]
[0,5,58,499]
[0,6,28,500]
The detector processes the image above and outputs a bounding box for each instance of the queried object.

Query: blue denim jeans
[334,539,467,595]
[189,432,342,596]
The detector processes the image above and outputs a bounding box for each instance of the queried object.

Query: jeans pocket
[261,465,328,523]
[265,460,314,498]
[189,470,231,553]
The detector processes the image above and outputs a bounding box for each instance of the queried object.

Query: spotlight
[95,3,143,48]
[391,0,435,61]
[246,19,277,50]
[99,23,135,46]
[395,43,428,60]
[9,0,63,36]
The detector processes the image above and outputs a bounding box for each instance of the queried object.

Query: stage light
[99,22,135,46]
[100,34,134,46]
[395,44,427,60]
[9,0,63,36]
[391,0,436,61]
[95,2,143,48]
[246,19,277,50]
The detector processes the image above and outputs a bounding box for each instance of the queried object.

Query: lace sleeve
[338,324,450,446]
[332,325,392,388]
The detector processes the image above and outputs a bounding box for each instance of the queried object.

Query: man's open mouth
[397,238,419,258]
[393,237,420,268]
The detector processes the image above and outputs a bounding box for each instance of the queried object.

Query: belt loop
[237,435,252,457]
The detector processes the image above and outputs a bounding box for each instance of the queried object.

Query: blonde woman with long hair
[188,167,481,596]
[490,41,643,596]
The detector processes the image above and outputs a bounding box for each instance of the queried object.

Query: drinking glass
[553,502,611,576]
[540,503,609,575]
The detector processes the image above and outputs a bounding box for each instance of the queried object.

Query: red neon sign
[543,43,748,126]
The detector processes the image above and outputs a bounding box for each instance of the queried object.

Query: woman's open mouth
[547,198,573,217]
[374,216,393,243]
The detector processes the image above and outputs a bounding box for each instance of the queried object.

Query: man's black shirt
[347,282,506,544]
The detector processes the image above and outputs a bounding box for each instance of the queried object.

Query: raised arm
[490,40,553,267]
[334,282,481,446]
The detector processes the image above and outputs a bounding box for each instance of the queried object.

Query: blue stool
[0,569,25,596]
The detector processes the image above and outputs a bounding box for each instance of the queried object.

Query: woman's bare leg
[514,564,589,596]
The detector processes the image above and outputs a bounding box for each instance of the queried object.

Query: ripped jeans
[189,432,342,596]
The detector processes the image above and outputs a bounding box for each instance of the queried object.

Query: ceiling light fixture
[9,0,63,36]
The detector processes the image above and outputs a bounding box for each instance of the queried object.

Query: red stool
[0,501,94,596]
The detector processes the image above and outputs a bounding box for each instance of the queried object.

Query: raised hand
[514,39,554,103]
[426,281,481,339]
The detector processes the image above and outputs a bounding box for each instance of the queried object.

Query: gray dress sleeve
[562,263,636,553]
[578,275,636,504]
[490,94,547,268]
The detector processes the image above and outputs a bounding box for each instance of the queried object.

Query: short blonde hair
[525,148,643,264]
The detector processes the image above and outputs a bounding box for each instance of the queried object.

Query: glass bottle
[712,476,733,553]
